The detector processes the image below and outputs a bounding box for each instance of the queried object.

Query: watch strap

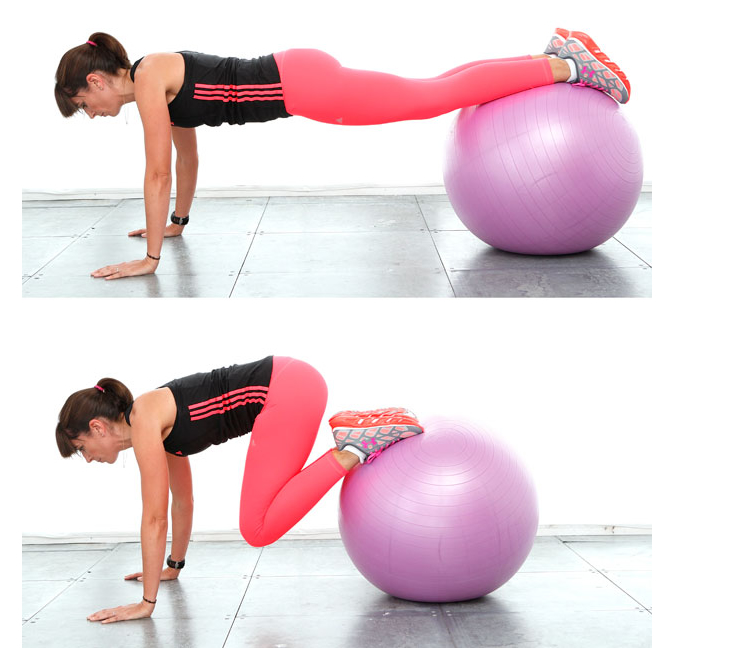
[171,212,189,226]
[167,554,186,570]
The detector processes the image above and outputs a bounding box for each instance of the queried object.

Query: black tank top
[130,52,291,127]
[125,356,273,456]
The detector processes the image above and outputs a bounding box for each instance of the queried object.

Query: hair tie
[86,40,98,47]
[95,385,105,393]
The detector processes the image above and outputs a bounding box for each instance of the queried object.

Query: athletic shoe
[559,30,631,103]
[330,407,423,464]
[544,28,570,56]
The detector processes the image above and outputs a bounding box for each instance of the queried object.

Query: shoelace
[365,448,385,464]
[576,64,626,90]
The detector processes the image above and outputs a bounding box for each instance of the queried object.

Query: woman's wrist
[170,211,189,226]
[166,554,186,570]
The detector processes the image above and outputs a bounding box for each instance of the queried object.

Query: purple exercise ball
[338,416,538,603]
[443,84,643,255]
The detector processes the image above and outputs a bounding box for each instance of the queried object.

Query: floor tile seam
[438,605,648,616]
[29,272,239,279]
[91,200,125,230]
[221,546,266,647]
[22,578,86,582]
[84,231,258,238]
[22,574,91,623]
[22,544,121,567]
[254,227,430,235]
[77,574,254,581]
[516,568,609,574]
[437,603,463,647]
[560,541,651,611]
[22,235,84,240]
[231,197,270,294]
[233,610,450,620]
[26,235,90,279]
[24,201,123,278]
[415,195,457,297]
[612,236,652,268]
[22,546,119,553]
[234,263,448,275]
[445,264,650,274]
[562,605,651,614]
[265,196,422,205]
[596,571,652,612]
[249,568,360,577]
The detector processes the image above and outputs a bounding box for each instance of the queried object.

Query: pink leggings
[239,356,347,547]
[273,49,555,125]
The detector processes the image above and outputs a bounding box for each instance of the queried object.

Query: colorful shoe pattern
[330,407,423,464]
[544,28,570,56]
[559,30,631,103]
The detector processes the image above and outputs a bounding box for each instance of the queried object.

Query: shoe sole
[329,408,418,430]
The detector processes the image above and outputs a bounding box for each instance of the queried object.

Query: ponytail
[56,378,133,457]
[54,32,131,117]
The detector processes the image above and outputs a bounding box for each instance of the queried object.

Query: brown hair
[54,32,131,117]
[56,378,133,457]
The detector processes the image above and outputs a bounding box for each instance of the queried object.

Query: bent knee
[240,522,279,548]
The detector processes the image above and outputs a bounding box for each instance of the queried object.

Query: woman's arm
[166,453,194,569]
[87,393,171,623]
[91,55,174,280]
[172,127,199,230]
[128,127,198,239]
[124,454,193,583]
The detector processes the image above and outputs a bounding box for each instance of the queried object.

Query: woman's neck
[113,68,136,106]
[113,416,134,451]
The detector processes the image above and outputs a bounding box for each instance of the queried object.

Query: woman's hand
[128,223,185,238]
[87,600,155,624]
[124,567,181,582]
[91,257,159,280]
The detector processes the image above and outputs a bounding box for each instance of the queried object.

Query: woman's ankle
[332,448,360,471]
[549,57,573,83]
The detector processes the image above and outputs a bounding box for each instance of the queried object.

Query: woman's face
[73,75,122,119]
[73,425,121,464]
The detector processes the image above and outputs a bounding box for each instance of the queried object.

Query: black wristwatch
[171,211,189,226]
[166,555,186,570]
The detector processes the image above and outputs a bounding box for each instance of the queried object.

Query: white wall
[24,0,654,193]
[19,299,655,538]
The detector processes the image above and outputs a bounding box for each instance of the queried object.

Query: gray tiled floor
[21,194,652,298]
[22,535,651,648]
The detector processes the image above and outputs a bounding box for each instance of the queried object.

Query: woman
[55,355,423,624]
[54,29,629,280]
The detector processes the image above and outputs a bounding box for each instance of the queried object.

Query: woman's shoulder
[131,387,176,425]
[132,53,187,97]
[133,52,186,74]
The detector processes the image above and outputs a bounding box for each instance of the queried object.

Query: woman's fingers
[91,258,158,280]
[124,572,144,581]
[91,264,118,278]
